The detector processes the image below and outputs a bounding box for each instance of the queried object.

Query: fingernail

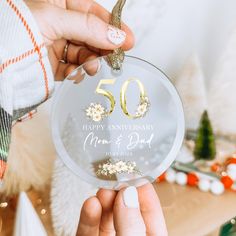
[96,59,101,73]
[107,25,126,45]
[123,186,139,208]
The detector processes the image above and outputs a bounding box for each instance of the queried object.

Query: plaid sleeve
[0,108,12,179]
[0,0,54,181]
[0,78,13,180]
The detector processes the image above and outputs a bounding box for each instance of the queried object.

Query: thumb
[114,187,146,236]
[32,3,127,49]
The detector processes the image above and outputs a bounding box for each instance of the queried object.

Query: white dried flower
[135,96,150,118]
[96,159,142,177]
[131,161,136,167]
[137,104,147,115]
[144,96,149,103]
[85,103,107,122]
[86,107,94,117]
[103,164,109,170]
[93,114,102,122]
[108,165,116,175]
[94,104,105,113]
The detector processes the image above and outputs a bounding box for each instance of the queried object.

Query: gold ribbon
[108,0,126,70]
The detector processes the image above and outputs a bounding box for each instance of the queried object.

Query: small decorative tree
[194,110,216,161]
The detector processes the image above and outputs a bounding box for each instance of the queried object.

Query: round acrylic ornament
[51,55,185,189]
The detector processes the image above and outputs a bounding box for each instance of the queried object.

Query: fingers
[56,43,101,80]
[51,6,128,50]
[66,0,135,50]
[67,43,100,76]
[66,43,98,66]
[89,1,135,50]
[97,189,117,236]
[138,184,168,236]
[77,185,168,236]
[76,196,102,236]
[64,64,79,78]
[113,187,146,236]
[66,43,96,64]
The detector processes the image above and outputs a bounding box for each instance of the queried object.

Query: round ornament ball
[227,164,236,172]
[211,163,221,172]
[210,180,224,195]
[231,183,236,191]
[227,158,236,165]
[176,172,187,186]
[221,176,234,189]
[165,169,176,183]
[198,179,211,192]
[157,172,166,182]
[227,169,236,181]
[187,173,199,186]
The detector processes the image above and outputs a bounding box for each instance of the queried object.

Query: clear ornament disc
[51,55,185,189]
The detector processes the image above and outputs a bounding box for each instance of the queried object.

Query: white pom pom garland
[157,156,236,195]
[165,169,176,183]
[176,172,187,186]
[227,164,236,172]
[198,179,211,192]
[227,169,236,181]
[210,180,225,195]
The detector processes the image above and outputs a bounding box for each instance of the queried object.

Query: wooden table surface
[1,181,235,236]
[155,182,236,236]
[32,182,236,236]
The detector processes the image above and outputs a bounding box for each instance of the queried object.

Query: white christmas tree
[175,54,207,130]
[51,159,96,236]
[208,28,236,135]
[14,192,47,236]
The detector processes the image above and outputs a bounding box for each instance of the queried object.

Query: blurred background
[1,0,236,236]
[97,0,236,84]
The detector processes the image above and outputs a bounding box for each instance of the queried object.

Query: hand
[25,0,134,81]
[76,183,168,236]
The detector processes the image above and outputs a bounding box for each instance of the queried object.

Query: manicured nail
[96,59,101,73]
[107,25,126,45]
[123,186,139,208]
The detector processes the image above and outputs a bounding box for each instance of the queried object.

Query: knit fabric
[0,0,54,180]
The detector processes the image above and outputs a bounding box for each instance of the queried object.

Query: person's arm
[0,0,54,180]
[0,0,134,181]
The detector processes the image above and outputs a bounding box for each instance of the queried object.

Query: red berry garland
[221,176,234,189]
[157,172,166,183]
[211,163,221,172]
[226,157,236,165]
[187,173,199,186]
[155,154,236,195]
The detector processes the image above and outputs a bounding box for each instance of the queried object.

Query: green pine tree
[194,110,216,161]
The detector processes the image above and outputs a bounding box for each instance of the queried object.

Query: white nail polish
[123,186,139,208]
[96,59,101,73]
[107,25,126,45]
